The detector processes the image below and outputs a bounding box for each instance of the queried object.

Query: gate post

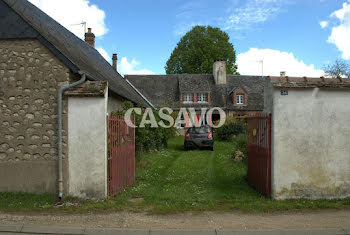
[67,83,108,199]
[267,113,272,197]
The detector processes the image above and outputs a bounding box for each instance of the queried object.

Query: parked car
[184,125,214,151]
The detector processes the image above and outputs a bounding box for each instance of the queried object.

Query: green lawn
[0,136,349,213]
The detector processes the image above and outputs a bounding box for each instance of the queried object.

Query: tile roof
[226,75,265,111]
[1,0,146,105]
[178,75,211,93]
[125,75,181,108]
[126,74,265,111]
[66,81,108,97]
[268,76,350,88]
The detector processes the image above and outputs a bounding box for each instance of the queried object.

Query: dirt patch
[127,197,145,203]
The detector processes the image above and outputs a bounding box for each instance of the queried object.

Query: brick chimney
[112,53,117,71]
[213,59,227,85]
[84,28,95,47]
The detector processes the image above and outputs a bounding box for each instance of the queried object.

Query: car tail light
[207,131,213,139]
[185,132,190,139]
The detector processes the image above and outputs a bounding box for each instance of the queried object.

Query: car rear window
[188,126,210,134]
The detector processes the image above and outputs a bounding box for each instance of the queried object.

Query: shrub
[215,117,246,141]
[112,102,176,153]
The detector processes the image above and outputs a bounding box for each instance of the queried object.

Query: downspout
[57,72,86,201]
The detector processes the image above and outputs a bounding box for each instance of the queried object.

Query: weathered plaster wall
[68,92,108,199]
[107,93,124,115]
[0,39,70,193]
[271,87,350,199]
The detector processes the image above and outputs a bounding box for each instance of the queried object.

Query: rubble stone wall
[0,39,70,193]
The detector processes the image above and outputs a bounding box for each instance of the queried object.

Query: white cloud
[330,2,349,19]
[320,20,329,28]
[237,48,324,77]
[96,48,111,62]
[327,1,350,59]
[223,0,285,30]
[28,0,108,38]
[173,0,288,36]
[88,49,154,75]
[118,57,155,75]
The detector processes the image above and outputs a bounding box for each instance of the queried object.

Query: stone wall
[0,39,70,193]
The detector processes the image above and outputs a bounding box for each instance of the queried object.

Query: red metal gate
[107,115,135,196]
[247,113,272,197]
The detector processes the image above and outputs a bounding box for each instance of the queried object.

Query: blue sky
[29,0,350,76]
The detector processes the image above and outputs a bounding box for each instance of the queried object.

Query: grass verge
[0,136,349,213]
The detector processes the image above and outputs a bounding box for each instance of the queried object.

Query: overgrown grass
[0,136,349,213]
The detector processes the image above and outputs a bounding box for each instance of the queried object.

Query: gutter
[57,72,86,201]
[123,76,156,109]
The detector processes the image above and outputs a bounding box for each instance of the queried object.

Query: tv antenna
[70,21,87,34]
[249,59,264,77]
[258,59,264,77]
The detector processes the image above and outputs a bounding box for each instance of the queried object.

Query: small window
[236,94,244,104]
[198,93,208,103]
[183,93,193,103]
[188,126,210,134]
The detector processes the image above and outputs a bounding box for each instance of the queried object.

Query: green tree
[165,26,239,75]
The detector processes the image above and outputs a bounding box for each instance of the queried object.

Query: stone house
[126,60,265,127]
[0,0,149,199]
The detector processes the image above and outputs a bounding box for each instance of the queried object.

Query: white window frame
[236,94,244,105]
[197,93,208,103]
[183,93,193,103]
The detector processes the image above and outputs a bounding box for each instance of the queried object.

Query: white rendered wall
[68,91,108,199]
[271,87,350,199]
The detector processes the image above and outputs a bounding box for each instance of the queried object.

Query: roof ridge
[2,0,148,105]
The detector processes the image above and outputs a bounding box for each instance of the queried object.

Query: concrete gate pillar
[66,81,108,199]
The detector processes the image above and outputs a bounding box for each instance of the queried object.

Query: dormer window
[236,94,244,104]
[183,93,193,103]
[233,88,247,105]
[198,93,208,103]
